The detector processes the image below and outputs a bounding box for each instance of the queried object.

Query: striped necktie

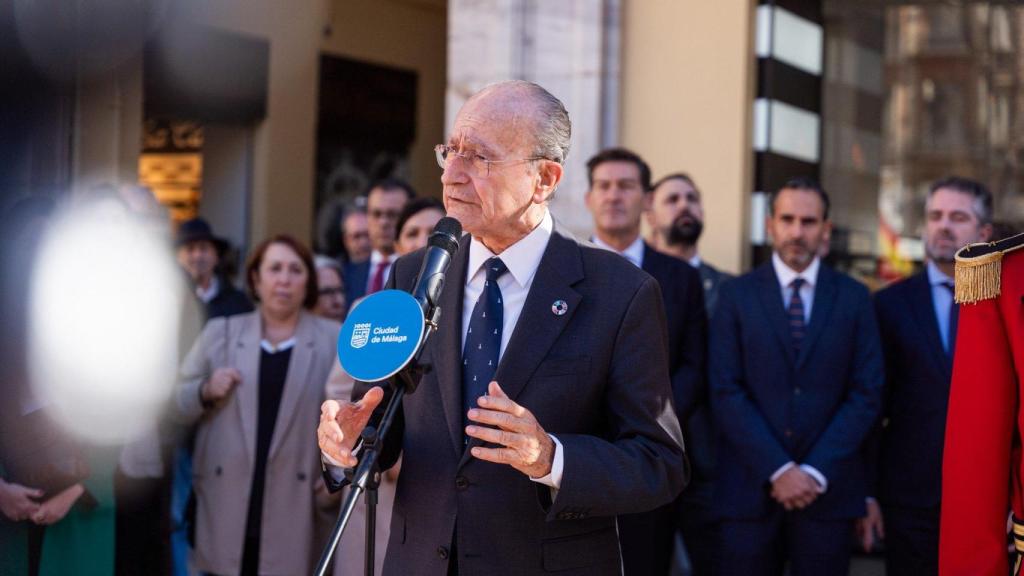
[788,278,807,354]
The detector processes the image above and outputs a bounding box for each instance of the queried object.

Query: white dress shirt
[591,234,644,268]
[926,261,956,353]
[463,211,564,490]
[688,254,702,269]
[196,276,220,304]
[768,252,828,492]
[326,211,565,491]
[366,250,395,293]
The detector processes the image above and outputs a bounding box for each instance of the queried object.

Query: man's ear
[533,161,564,204]
[979,222,995,242]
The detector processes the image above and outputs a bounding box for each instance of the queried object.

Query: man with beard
[866,177,992,575]
[648,174,732,317]
[583,147,706,576]
[710,177,883,576]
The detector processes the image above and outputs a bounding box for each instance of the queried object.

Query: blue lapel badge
[552,300,568,316]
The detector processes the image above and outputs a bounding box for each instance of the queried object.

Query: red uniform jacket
[941,234,1024,575]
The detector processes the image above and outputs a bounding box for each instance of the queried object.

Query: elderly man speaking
[318,80,686,576]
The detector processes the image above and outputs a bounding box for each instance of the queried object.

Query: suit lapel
[435,237,471,459]
[234,313,262,465]
[754,264,796,366]
[796,265,838,368]
[459,227,584,469]
[907,272,950,379]
[268,312,315,460]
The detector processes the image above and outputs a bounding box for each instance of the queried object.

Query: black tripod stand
[313,321,436,576]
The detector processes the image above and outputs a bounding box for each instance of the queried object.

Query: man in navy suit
[710,177,884,576]
[866,177,993,575]
[343,179,415,307]
[584,147,707,575]
[319,81,686,576]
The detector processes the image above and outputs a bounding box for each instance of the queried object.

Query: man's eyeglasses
[434,144,547,177]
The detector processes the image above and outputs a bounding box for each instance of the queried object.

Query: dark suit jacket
[343,260,370,310]
[873,272,950,509]
[349,224,687,576]
[709,261,884,520]
[698,261,732,319]
[205,278,253,320]
[641,244,707,422]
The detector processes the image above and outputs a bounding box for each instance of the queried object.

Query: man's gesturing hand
[466,382,555,478]
[318,387,385,468]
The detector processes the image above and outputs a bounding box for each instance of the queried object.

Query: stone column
[447,0,621,238]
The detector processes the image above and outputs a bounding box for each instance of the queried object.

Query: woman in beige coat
[176,235,340,576]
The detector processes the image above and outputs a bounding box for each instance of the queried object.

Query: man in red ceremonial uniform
[941,231,1024,575]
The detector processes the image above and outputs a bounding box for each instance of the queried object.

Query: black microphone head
[428,217,462,255]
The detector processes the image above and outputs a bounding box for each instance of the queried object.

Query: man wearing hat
[175,217,253,320]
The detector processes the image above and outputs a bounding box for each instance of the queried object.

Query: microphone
[409,217,462,317]
[336,217,461,385]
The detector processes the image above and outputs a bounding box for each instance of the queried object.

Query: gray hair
[928,176,993,226]
[313,254,344,278]
[474,80,572,164]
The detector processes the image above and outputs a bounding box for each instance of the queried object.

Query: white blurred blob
[29,197,184,444]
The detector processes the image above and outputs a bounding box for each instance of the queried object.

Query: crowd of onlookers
[0,144,1006,575]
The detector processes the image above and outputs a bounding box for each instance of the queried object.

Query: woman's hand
[32,483,85,525]
[202,367,242,404]
[0,479,43,521]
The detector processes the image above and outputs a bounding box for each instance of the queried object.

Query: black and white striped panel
[753,0,823,199]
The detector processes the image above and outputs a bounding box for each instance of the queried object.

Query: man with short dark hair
[711,177,883,576]
[344,181,414,306]
[318,81,686,576]
[867,176,993,575]
[584,147,706,576]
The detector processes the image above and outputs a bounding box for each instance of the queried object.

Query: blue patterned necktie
[462,257,508,431]
[788,278,807,354]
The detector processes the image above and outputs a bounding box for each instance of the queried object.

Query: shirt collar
[688,254,702,269]
[260,337,296,354]
[369,250,393,266]
[196,276,220,304]
[467,210,553,288]
[772,251,820,289]
[591,234,644,268]
[926,260,954,286]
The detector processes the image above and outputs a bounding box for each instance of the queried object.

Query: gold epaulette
[954,232,1024,304]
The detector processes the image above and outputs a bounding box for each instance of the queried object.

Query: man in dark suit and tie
[647,173,732,317]
[343,179,414,307]
[710,176,884,576]
[866,176,993,575]
[318,80,686,576]
[584,147,707,575]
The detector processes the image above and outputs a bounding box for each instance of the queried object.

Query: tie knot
[485,258,508,282]
[791,278,806,291]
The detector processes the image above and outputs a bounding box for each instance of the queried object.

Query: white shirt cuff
[770,461,796,483]
[529,434,563,490]
[322,441,363,483]
[799,464,828,493]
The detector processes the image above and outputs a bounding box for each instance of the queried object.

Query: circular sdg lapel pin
[551,300,568,316]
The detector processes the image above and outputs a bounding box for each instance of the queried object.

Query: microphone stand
[313,307,440,576]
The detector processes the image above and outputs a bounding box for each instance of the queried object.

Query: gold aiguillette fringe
[954,249,1001,304]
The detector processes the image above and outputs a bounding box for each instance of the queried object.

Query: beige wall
[73,55,144,192]
[199,0,446,246]
[621,0,756,274]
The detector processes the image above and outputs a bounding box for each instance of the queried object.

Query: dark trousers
[717,510,853,576]
[114,469,171,576]
[678,499,718,575]
[618,503,676,576]
[883,505,939,576]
